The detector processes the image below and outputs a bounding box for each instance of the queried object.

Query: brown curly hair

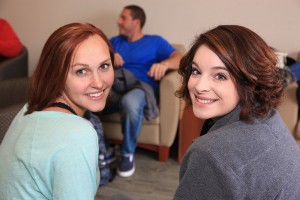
[176,25,284,122]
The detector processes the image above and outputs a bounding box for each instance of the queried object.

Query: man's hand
[114,53,124,67]
[148,63,168,80]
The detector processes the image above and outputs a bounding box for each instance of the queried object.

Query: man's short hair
[125,5,146,29]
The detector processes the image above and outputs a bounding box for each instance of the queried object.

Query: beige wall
[1,0,299,75]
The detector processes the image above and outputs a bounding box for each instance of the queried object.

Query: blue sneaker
[105,146,116,164]
[117,154,135,177]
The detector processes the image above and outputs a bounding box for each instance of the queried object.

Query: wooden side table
[178,101,205,163]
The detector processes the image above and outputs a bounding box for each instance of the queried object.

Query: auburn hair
[26,23,114,114]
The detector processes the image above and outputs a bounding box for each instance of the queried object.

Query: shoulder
[29,112,97,147]
[55,116,98,152]
[189,111,295,169]
[142,35,175,53]
[188,120,267,163]
[38,113,98,150]
[110,35,126,43]
[144,34,169,42]
[57,115,97,144]
[203,118,274,151]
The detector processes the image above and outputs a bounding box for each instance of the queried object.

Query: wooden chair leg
[158,146,170,161]
[109,141,170,162]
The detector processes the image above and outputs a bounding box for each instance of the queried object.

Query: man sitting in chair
[102,4,182,177]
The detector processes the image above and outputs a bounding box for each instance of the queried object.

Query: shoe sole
[117,166,135,177]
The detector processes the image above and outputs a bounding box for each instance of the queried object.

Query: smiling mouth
[87,91,103,97]
[196,97,217,104]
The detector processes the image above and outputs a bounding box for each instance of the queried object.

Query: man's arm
[148,50,182,80]
[113,53,125,67]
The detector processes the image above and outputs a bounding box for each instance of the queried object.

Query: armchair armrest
[159,70,181,146]
[0,46,28,81]
[277,82,300,146]
[0,77,29,109]
[0,77,29,144]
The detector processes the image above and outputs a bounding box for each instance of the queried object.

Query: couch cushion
[99,112,160,125]
[0,77,29,109]
[0,104,23,144]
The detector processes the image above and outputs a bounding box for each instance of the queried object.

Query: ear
[133,19,142,29]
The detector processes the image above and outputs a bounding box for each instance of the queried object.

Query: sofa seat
[100,113,161,145]
[102,120,161,146]
[100,112,160,124]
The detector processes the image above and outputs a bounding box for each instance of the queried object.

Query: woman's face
[63,34,114,116]
[188,45,240,119]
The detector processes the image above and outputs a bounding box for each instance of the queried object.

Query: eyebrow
[192,61,228,71]
[72,58,111,68]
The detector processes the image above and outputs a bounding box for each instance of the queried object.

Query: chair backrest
[276,82,299,135]
[172,43,186,54]
[0,46,28,81]
[0,77,29,109]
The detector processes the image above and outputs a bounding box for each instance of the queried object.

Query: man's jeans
[120,88,146,155]
[290,62,300,81]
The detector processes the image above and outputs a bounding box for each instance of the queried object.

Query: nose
[91,74,104,89]
[117,17,122,26]
[194,75,211,93]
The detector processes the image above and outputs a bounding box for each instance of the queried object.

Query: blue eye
[76,69,87,76]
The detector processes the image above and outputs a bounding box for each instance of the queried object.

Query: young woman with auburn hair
[174,25,300,199]
[26,23,114,115]
[0,23,114,199]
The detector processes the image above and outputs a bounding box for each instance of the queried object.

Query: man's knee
[120,89,146,111]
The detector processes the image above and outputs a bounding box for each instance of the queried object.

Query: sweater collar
[208,105,241,133]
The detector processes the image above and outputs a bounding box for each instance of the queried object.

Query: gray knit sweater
[174,106,300,200]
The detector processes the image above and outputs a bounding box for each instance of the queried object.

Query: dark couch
[0,46,29,144]
[0,78,29,144]
[0,46,28,81]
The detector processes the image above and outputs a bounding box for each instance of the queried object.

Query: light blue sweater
[0,105,100,199]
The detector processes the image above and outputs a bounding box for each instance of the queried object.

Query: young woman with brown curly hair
[174,25,300,200]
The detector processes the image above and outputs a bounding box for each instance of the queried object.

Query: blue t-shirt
[110,35,176,93]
